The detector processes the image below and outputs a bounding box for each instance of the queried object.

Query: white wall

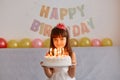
[0,0,120,45]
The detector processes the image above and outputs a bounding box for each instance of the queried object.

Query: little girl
[40,23,77,80]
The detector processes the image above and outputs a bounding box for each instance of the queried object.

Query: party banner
[30,0,94,38]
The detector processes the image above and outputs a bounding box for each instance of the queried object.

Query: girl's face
[53,36,66,48]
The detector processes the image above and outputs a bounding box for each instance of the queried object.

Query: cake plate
[42,63,76,68]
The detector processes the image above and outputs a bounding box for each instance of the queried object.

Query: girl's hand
[40,61,48,68]
[40,61,43,64]
[71,52,77,65]
[40,61,44,67]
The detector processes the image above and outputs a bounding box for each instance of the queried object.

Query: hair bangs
[51,28,67,38]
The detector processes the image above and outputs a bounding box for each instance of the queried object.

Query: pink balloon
[32,38,43,48]
[91,39,102,47]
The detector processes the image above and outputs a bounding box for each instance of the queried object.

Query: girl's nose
[57,40,61,44]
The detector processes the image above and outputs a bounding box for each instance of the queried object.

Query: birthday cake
[43,48,72,67]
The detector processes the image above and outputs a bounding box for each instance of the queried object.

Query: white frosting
[43,56,71,67]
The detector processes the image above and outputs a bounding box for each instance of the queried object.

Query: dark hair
[49,26,73,57]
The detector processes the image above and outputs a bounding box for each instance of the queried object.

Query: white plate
[42,63,76,67]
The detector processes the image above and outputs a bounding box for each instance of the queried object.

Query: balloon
[7,40,18,48]
[19,38,32,48]
[43,38,50,48]
[79,37,91,47]
[101,38,113,46]
[70,38,79,47]
[32,38,43,48]
[0,38,7,48]
[91,39,102,47]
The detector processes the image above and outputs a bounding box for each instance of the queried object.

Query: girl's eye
[53,38,57,41]
[61,37,66,40]
[53,37,66,41]
[61,38,64,40]
[53,38,59,41]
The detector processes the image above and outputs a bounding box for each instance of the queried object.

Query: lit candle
[50,48,52,55]
[62,48,64,55]
[59,48,62,55]
[54,48,57,56]
[58,48,61,55]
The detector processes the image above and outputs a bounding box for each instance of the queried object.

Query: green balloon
[79,37,91,47]
[43,38,50,48]
[7,40,18,48]
[19,38,32,48]
[102,38,113,46]
[70,38,79,47]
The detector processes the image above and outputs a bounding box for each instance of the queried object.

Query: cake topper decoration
[56,23,66,30]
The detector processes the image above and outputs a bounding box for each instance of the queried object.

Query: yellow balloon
[70,38,79,47]
[7,40,18,48]
[102,38,113,46]
[19,38,32,48]
[79,37,91,47]
[43,38,50,48]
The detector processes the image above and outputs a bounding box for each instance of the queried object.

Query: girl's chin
[56,47,64,48]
